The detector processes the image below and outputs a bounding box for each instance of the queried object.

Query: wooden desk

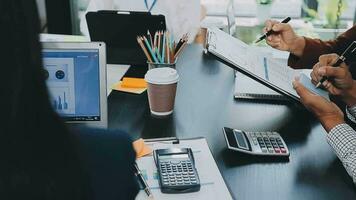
[108,44,356,200]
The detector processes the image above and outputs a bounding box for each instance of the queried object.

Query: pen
[174,40,187,59]
[175,38,183,53]
[316,41,356,88]
[254,17,291,43]
[134,163,153,197]
[315,58,344,88]
[175,33,188,53]
[144,137,179,144]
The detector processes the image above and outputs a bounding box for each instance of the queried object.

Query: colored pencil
[157,31,161,53]
[166,32,170,64]
[147,30,153,48]
[143,36,159,63]
[162,31,166,63]
[137,31,188,64]
[136,37,153,63]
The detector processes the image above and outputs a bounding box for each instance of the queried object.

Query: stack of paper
[133,138,153,159]
[112,78,147,94]
[135,138,233,200]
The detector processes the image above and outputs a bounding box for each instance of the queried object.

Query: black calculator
[153,148,201,193]
[223,127,290,157]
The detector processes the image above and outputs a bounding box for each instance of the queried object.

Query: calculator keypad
[249,132,288,155]
[159,161,198,186]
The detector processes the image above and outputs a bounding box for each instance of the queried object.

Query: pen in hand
[134,163,153,198]
[315,57,344,88]
[315,41,356,88]
[254,17,291,43]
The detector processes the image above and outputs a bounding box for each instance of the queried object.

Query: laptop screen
[42,49,101,122]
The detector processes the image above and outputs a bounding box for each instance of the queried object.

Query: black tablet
[86,10,166,65]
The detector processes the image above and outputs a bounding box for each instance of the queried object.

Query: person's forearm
[327,124,356,184]
[287,37,333,69]
[321,117,345,133]
[289,36,305,57]
[343,81,356,107]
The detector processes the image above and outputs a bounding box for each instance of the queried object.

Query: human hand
[263,19,305,57]
[293,79,345,132]
[310,53,356,106]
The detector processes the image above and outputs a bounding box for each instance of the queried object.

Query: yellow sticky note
[121,78,147,88]
[112,81,147,94]
[133,138,153,158]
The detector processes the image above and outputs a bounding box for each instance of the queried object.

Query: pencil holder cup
[148,61,177,70]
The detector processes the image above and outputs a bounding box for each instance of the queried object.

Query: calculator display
[234,131,248,150]
[159,154,189,159]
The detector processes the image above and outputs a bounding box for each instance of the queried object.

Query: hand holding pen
[259,17,306,58]
[315,41,356,89]
[255,17,291,43]
[310,53,356,106]
[314,56,345,88]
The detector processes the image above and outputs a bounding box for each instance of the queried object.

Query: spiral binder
[234,71,288,101]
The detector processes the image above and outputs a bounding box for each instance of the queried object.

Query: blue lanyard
[144,0,157,12]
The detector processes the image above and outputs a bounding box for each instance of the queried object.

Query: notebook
[205,27,329,102]
[234,69,313,101]
[234,71,287,100]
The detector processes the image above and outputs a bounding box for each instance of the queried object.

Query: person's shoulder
[71,127,134,149]
[73,126,131,138]
[71,127,139,200]
[72,126,136,163]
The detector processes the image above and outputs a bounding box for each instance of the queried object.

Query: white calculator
[223,127,290,157]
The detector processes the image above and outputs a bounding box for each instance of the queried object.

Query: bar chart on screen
[50,88,75,114]
[43,57,76,114]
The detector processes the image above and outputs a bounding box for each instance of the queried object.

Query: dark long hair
[0,1,86,199]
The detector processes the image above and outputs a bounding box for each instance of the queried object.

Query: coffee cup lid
[145,67,179,85]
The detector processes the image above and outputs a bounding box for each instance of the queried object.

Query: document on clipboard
[135,137,233,200]
[204,27,329,102]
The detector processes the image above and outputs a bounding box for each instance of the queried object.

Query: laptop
[42,42,108,128]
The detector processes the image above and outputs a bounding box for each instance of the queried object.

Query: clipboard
[204,27,329,103]
[86,10,166,65]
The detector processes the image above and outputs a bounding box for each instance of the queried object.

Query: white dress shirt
[80,0,201,43]
[327,106,356,184]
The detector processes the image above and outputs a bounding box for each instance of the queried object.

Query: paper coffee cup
[145,68,179,117]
